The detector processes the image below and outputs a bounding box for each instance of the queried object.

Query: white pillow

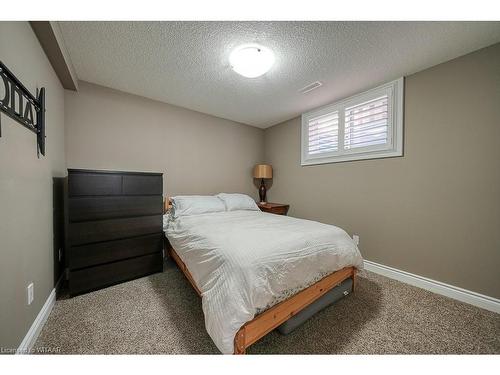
[171,195,226,217]
[216,193,259,211]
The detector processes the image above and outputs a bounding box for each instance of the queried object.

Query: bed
[163,194,364,354]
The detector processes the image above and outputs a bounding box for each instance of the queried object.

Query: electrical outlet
[27,283,34,305]
[352,234,360,246]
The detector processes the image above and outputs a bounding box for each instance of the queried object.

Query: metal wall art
[0,61,46,156]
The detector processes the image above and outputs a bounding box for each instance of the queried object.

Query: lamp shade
[253,164,273,179]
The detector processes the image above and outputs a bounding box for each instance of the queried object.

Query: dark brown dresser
[65,169,164,296]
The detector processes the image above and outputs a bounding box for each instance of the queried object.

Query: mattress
[164,210,363,354]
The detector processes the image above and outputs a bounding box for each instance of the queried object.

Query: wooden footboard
[234,266,356,354]
[166,242,357,354]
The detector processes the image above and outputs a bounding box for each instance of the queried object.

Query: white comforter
[164,210,363,354]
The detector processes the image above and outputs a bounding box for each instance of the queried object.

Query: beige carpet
[35,259,500,354]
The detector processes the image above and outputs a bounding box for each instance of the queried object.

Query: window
[301,78,404,165]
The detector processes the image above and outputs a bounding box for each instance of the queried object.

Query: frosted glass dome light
[229,44,275,78]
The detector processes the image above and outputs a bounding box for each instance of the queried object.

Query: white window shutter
[344,95,389,150]
[307,111,339,155]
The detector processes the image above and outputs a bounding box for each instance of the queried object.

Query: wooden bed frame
[167,244,357,354]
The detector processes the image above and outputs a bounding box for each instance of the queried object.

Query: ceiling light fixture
[229,44,275,78]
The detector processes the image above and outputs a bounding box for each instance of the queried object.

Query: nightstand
[257,202,290,215]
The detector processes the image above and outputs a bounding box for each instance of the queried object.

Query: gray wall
[0,22,66,349]
[65,82,265,198]
[264,43,500,298]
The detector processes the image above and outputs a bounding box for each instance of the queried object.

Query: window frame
[301,77,404,166]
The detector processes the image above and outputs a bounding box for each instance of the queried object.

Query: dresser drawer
[258,203,290,215]
[67,234,163,269]
[122,174,162,195]
[69,252,163,295]
[68,196,163,222]
[265,206,289,215]
[68,215,162,246]
[69,172,122,196]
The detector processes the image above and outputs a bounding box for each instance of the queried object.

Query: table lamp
[253,164,273,203]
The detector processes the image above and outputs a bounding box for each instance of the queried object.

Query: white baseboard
[363,260,500,314]
[16,282,59,354]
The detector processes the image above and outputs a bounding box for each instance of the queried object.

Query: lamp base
[259,178,267,203]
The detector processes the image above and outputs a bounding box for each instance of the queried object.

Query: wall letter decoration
[0,61,46,156]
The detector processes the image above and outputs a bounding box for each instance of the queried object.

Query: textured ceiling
[58,21,500,128]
